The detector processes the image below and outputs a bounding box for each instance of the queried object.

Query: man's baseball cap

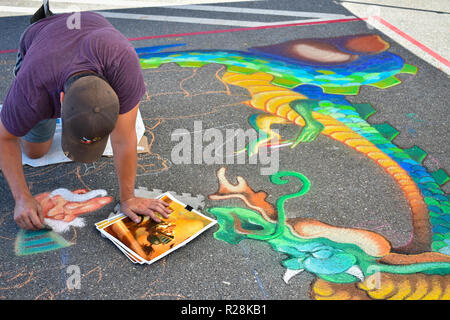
[61,72,120,163]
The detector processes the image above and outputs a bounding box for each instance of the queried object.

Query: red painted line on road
[0,17,366,55]
[372,16,450,68]
[0,49,18,54]
[127,17,366,41]
[2,15,448,70]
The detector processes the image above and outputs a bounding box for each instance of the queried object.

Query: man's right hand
[14,195,45,230]
[1,118,45,230]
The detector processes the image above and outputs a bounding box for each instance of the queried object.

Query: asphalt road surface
[0,0,448,302]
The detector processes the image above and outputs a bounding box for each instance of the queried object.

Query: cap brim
[61,132,108,163]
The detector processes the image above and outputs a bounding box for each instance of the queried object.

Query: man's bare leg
[21,139,53,159]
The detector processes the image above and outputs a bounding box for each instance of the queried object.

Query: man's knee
[21,139,53,159]
[20,118,57,158]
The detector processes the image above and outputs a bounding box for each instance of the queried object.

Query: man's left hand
[121,197,172,223]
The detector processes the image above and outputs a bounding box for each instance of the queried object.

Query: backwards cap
[61,73,120,163]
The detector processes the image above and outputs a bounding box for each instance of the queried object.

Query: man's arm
[0,118,44,230]
[110,104,172,223]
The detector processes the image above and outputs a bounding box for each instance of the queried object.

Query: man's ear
[60,92,64,104]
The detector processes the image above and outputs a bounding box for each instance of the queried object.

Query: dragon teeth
[283,268,304,284]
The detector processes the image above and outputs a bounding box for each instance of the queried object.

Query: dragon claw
[290,122,324,148]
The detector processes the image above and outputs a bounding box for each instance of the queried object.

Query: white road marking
[39,0,262,5]
[259,17,355,26]
[0,0,263,11]
[0,2,354,27]
[0,2,354,30]
[97,11,267,27]
[162,4,353,19]
[96,10,355,27]
[0,6,37,13]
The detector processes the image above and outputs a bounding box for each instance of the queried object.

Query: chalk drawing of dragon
[138,34,449,299]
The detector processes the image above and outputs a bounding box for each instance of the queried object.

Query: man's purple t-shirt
[1,12,146,137]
